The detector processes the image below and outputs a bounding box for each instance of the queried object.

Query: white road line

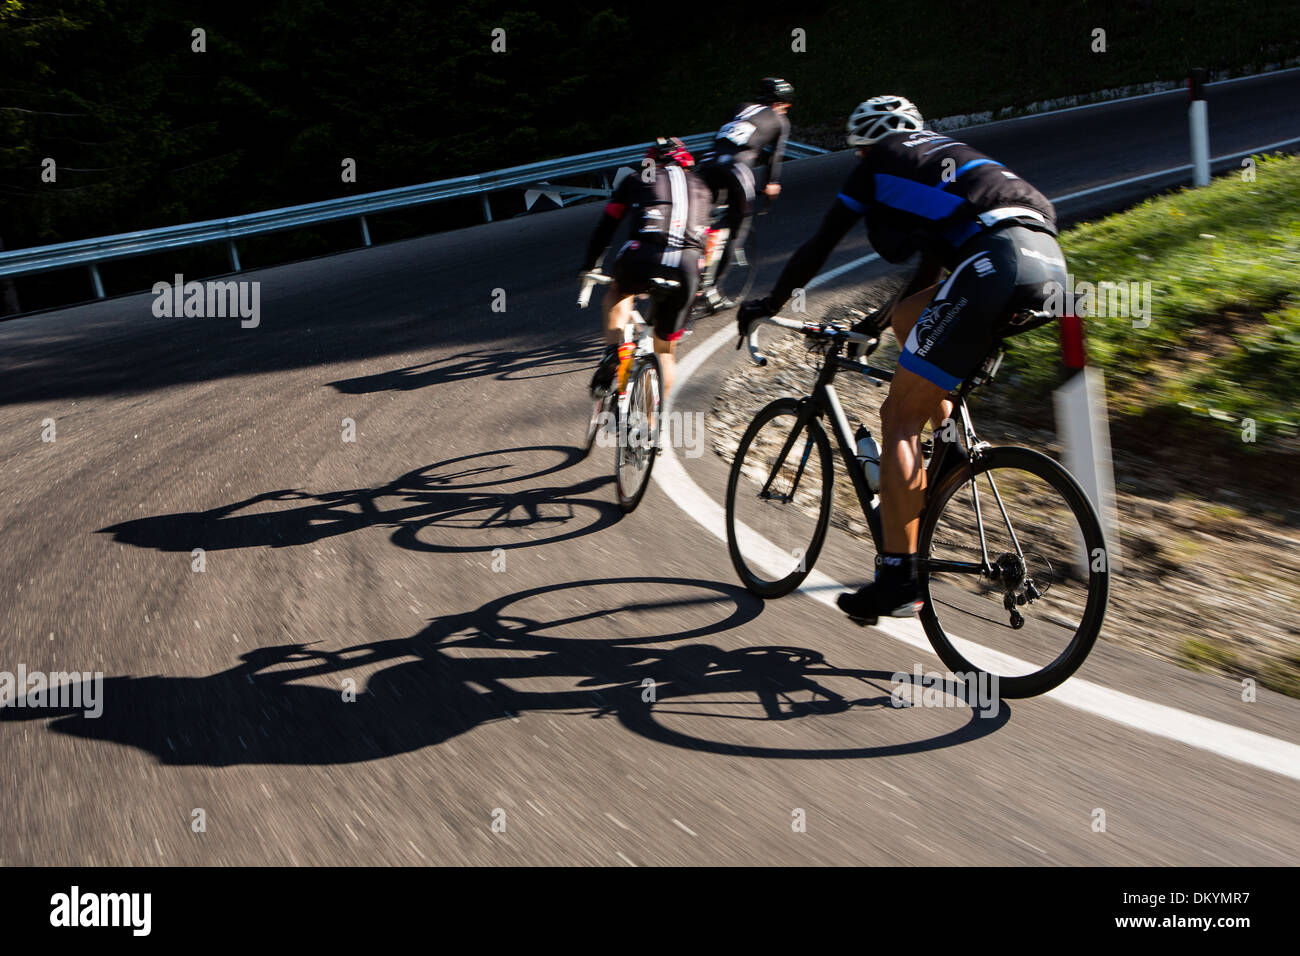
[655,211,1300,782]
[1053,136,1300,204]
[944,66,1300,133]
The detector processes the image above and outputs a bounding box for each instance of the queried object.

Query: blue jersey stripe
[939,158,1004,190]
[953,158,1002,178]
[837,191,866,215]
[872,173,966,221]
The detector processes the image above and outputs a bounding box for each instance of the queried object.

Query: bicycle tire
[725,397,834,597]
[615,352,662,512]
[917,445,1109,698]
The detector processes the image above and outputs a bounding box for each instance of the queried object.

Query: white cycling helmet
[846,95,924,146]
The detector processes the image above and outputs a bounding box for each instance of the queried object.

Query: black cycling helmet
[646,136,695,168]
[756,77,794,105]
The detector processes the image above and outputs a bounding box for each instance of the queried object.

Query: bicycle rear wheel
[615,353,662,512]
[918,445,1109,698]
[725,398,834,597]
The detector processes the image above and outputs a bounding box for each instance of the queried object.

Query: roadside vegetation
[4,0,1298,313]
[1003,152,1300,455]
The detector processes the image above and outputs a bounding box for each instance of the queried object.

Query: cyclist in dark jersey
[738,95,1069,625]
[696,77,793,312]
[582,136,712,400]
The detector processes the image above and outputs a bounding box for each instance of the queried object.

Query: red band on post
[1059,314,1087,369]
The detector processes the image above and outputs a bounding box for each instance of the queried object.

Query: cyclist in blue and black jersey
[738,95,1069,625]
[582,136,712,401]
[696,77,794,312]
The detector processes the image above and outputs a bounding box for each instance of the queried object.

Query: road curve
[1,71,1298,865]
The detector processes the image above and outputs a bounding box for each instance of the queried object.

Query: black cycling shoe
[836,579,924,626]
[589,346,619,396]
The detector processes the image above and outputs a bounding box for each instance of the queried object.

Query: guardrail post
[1188,68,1210,187]
[359,216,372,247]
[1054,361,1121,574]
[481,194,493,223]
[88,263,105,299]
[227,240,242,273]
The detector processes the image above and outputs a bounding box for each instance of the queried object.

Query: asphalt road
[1,71,1298,865]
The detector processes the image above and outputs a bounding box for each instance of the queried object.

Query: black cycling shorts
[612,244,700,342]
[900,225,1068,391]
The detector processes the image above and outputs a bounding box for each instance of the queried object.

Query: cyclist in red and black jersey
[696,77,794,312]
[739,95,1069,625]
[582,136,712,400]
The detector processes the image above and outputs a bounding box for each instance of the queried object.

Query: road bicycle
[578,271,674,512]
[725,307,1109,697]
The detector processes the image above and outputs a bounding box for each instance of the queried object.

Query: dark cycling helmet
[647,136,695,168]
[756,77,794,105]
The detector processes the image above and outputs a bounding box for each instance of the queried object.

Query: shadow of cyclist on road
[98,445,618,554]
[328,337,606,394]
[0,577,1008,766]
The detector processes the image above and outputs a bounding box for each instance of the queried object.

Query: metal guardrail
[0,133,827,299]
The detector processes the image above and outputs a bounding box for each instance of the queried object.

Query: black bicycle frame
[756,333,1000,578]
[759,346,893,554]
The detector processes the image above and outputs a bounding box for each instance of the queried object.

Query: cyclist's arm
[581,189,631,273]
[764,198,859,307]
[766,113,791,185]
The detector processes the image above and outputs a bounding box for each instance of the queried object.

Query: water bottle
[854,425,880,493]
[616,341,635,390]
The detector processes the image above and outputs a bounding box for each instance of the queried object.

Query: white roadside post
[1054,313,1121,572]
[1189,68,1210,187]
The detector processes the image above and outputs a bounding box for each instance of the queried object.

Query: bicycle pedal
[894,600,924,617]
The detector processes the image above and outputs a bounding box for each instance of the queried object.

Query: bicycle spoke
[920,448,1107,696]
[726,400,833,597]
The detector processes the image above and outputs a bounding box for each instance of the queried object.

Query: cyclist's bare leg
[878,366,950,554]
[888,282,953,430]
[653,334,677,399]
[603,283,634,346]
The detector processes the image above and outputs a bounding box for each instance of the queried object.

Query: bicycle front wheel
[615,353,662,512]
[918,445,1109,698]
[725,398,834,597]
